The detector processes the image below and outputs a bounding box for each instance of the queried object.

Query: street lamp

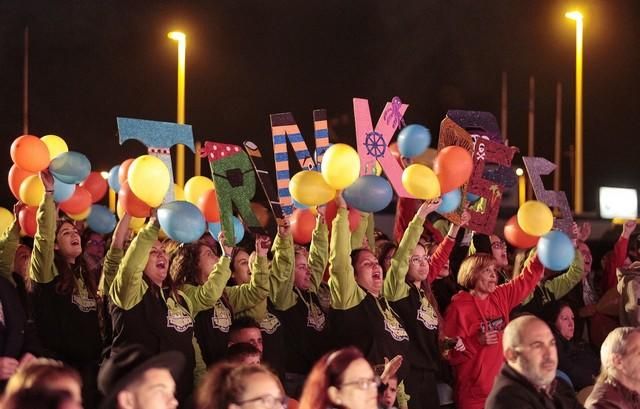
[168,31,186,187]
[565,11,583,214]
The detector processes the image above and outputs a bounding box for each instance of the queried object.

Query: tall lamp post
[565,11,583,214]
[168,31,186,187]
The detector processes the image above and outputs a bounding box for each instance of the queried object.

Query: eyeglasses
[491,241,507,250]
[340,376,381,390]
[410,255,429,265]
[236,394,287,409]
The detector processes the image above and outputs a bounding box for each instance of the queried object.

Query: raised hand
[277,217,291,238]
[218,231,233,257]
[39,170,54,193]
[417,198,442,218]
[255,234,272,257]
[623,220,638,239]
[380,355,403,384]
[335,190,347,209]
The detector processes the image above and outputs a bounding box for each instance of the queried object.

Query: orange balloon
[504,215,539,249]
[324,201,361,232]
[291,208,317,245]
[80,172,108,203]
[434,146,473,194]
[118,158,134,185]
[10,135,50,172]
[8,164,36,200]
[197,189,221,222]
[59,186,92,215]
[18,206,37,237]
[118,181,151,218]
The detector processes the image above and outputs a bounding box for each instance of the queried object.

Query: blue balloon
[343,175,393,213]
[158,201,206,243]
[87,205,117,234]
[52,177,75,203]
[466,192,481,203]
[49,151,91,184]
[292,199,308,210]
[208,216,245,244]
[438,189,462,214]
[397,124,431,158]
[537,230,575,271]
[108,165,121,192]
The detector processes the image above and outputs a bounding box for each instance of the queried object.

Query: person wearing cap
[98,344,184,409]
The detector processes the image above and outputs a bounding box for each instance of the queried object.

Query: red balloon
[291,208,317,245]
[18,206,37,237]
[324,201,361,232]
[10,135,50,172]
[8,164,36,200]
[118,158,134,185]
[197,189,221,222]
[504,215,539,249]
[118,180,151,218]
[80,172,108,203]
[434,146,473,194]
[59,186,92,215]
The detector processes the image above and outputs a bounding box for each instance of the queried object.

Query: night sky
[1,0,639,213]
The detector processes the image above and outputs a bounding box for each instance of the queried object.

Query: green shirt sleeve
[365,213,375,252]
[225,255,270,318]
[269,233,294,305]
[182,256,232,316]
[383,214,425,302]
[308,218,329,293]
[0,220,20,286]
[543,251,584,299]
[109,221,158,310]
[99,247,124,296]
[329,208,365,310]
[350,212,369,251]
[29,194,58,284]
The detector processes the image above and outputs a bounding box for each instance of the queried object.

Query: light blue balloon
[292,199,308,210]
[52,177,75,203]
[87,205,117,234]
[466,192,481,203]
[208,216,245,244]
[537,230,575,271]
[397,124,431,158]
[108,165,121,192]
[343,175,393,213]
[49,151,91,184]
[158,201,206,243]
[438,189,462,214]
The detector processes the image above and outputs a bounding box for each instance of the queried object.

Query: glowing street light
[565,11,583,213]
[168,31,187,187]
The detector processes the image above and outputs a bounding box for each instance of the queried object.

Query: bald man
[485,315,583,409]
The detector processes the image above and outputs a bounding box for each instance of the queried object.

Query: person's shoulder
[486,381,537,409]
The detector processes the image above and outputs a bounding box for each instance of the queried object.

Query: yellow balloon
[116,200,146,230]
[321,143,361,189]
[127,155,170,207]
[0,207,15,234]
[173,183,185,201]
[40,135,69,159]
[402,164,441,200]
[184,176,215,204]
[66,207,91,221]
[290,170,336,206]
[517,200,554,236]
[19,175,45,207]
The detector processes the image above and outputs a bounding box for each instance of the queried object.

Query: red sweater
[443,256,544,409]
[605,236,629,291]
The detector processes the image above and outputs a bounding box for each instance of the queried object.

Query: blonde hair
[457,253,496,289]
[4,358,81,402]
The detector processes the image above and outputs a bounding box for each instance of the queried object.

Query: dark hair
[3,388,74,409]
[225,342,261,363]
[170,242,203,286]
[351,248,378,275]
[377,241,397,269]
[229,317,261,335]
[541,301,573,329]
[299,347,365,409]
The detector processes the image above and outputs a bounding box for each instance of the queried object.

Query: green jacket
[351,212,375,252]
[225,255,271,320]
[98,246,124,297]
[383,213,425,302]
[522,251,585,305]
[0,219,20,286]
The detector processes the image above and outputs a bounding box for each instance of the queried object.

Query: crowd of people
[0,169,639,409]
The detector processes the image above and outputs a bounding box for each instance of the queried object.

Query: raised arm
[225,235,271,315]
[350,211,370,251]
[605,220,637,290]
[543,250,584,300]
[308,211,329,293]
[495,250,544,310]
[98,213,131,296]
[29,171,57,284]
[0,205,21,285]
[269,219,294,307]
[427,212,467,284]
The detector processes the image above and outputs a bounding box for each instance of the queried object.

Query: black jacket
[486,363,584,409]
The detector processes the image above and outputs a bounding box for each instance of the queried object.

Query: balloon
[290,170,336,206]
[87,205,117,234]
[504,215,539,249]
[397,124,431,158]
[18,206,37,237]
[197,189,221,222]
[290,208,316,245]
[343,175,393,213]
[40,134,68,159]
[208,216,245,245]
[438,189,462,214]
[8,165,36,200]
[118,159,134,185]
[173,184,185,201]
[66,207,91,221]
[466,192,481,203]
[292,199,308,210]
[59,186,92,215]
[158,201,206,243]
[321,143,361,189]
[412,147,438,168]
[108,165,121,191]
[433,146,473,193]
[10,135,50,172]
[185,176,215,205]
[537,230,575,271]
[324,201,361,232]
[0,207,14,234]
[116,201,146,230]
[517,200,554,237]
[19,175,45,207]
[250,202,271,228]
[402,164,441,200]
[118,181,151,218]
[49,151,91,184]
[52,177,75,203]
[80,172,108,203]
[127,155,170,207]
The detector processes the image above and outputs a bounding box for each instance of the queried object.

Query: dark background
[1,0,639,213]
